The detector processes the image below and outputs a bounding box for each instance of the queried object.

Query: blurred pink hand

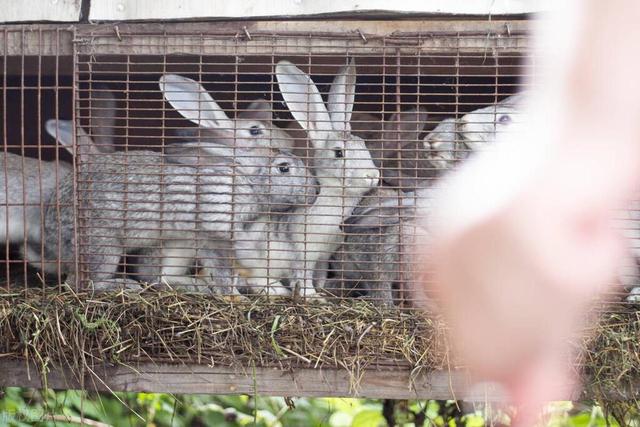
[425,1,640,424]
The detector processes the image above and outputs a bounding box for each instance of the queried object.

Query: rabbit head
[159,74,293,151]
[422,118,461,171]
[276,60,380,196]
[258,149,312,212]
[162,140,312,214]
[457,94,525,151]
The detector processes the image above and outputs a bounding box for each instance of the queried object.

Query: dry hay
[580,308,640,420]
[0,286,448,393]
[3,284,640,415]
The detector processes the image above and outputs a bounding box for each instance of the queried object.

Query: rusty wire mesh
[0,23,635,310]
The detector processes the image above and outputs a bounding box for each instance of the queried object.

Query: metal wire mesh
[0,27,73,289]
[0,22,636,309]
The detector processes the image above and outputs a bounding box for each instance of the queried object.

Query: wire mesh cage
[0,27,74,289]
[3,22,638,307]
[58,23,530,307]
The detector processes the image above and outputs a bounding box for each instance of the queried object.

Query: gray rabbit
[232,60,380,297]
[4,89,117,277]
[123,75,312,291]
[328,95,524,305]
[326,187,425,306]
[0,153,72,274]
[43,116,309,292]
[424,94,526,172]
[177,98,296,152]
[129,144,311,292]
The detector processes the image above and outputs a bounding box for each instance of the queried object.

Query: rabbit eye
[249,125,263,136]
[334,149,344,158]
[277,162,290,173]
[498,114,511,124]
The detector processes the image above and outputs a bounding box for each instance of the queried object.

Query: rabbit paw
[290,280,327,303]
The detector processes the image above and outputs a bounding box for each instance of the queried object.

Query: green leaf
[351,409,385,427]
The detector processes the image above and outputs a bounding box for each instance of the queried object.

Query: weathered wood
[0,0,81,23]
[0,359,583,401]
[0,26,74,56]
[77,19,531,37]
[0,20,530,57]
[73,20,531,56]
[88,0,549,21]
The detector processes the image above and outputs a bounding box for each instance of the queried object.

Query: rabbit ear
[89,85,117,152]
[45,119,74,147]
[159,74,234,131]
[276,61,333,143]
[384,108,429,140]
[328,59,356,132]
[46,119,98,156]
[238,99,272,122]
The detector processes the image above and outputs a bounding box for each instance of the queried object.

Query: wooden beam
[73,20,531,56]
[0,359,584,401]
[0,20,530,57]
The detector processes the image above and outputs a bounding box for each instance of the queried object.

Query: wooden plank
[0,0,81,23]
[89,0,550,21]
[0,359,583,401]
[0,20,530,57]
[76,19,531,37]
[74,20,531,56]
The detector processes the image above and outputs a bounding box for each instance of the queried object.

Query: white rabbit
[456,93,526,151]
[233,60,379,297]
[424,94,525,173]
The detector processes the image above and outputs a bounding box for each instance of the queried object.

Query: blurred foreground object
[424,0,640,425]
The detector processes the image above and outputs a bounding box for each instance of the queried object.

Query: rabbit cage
[2,7,631,401]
